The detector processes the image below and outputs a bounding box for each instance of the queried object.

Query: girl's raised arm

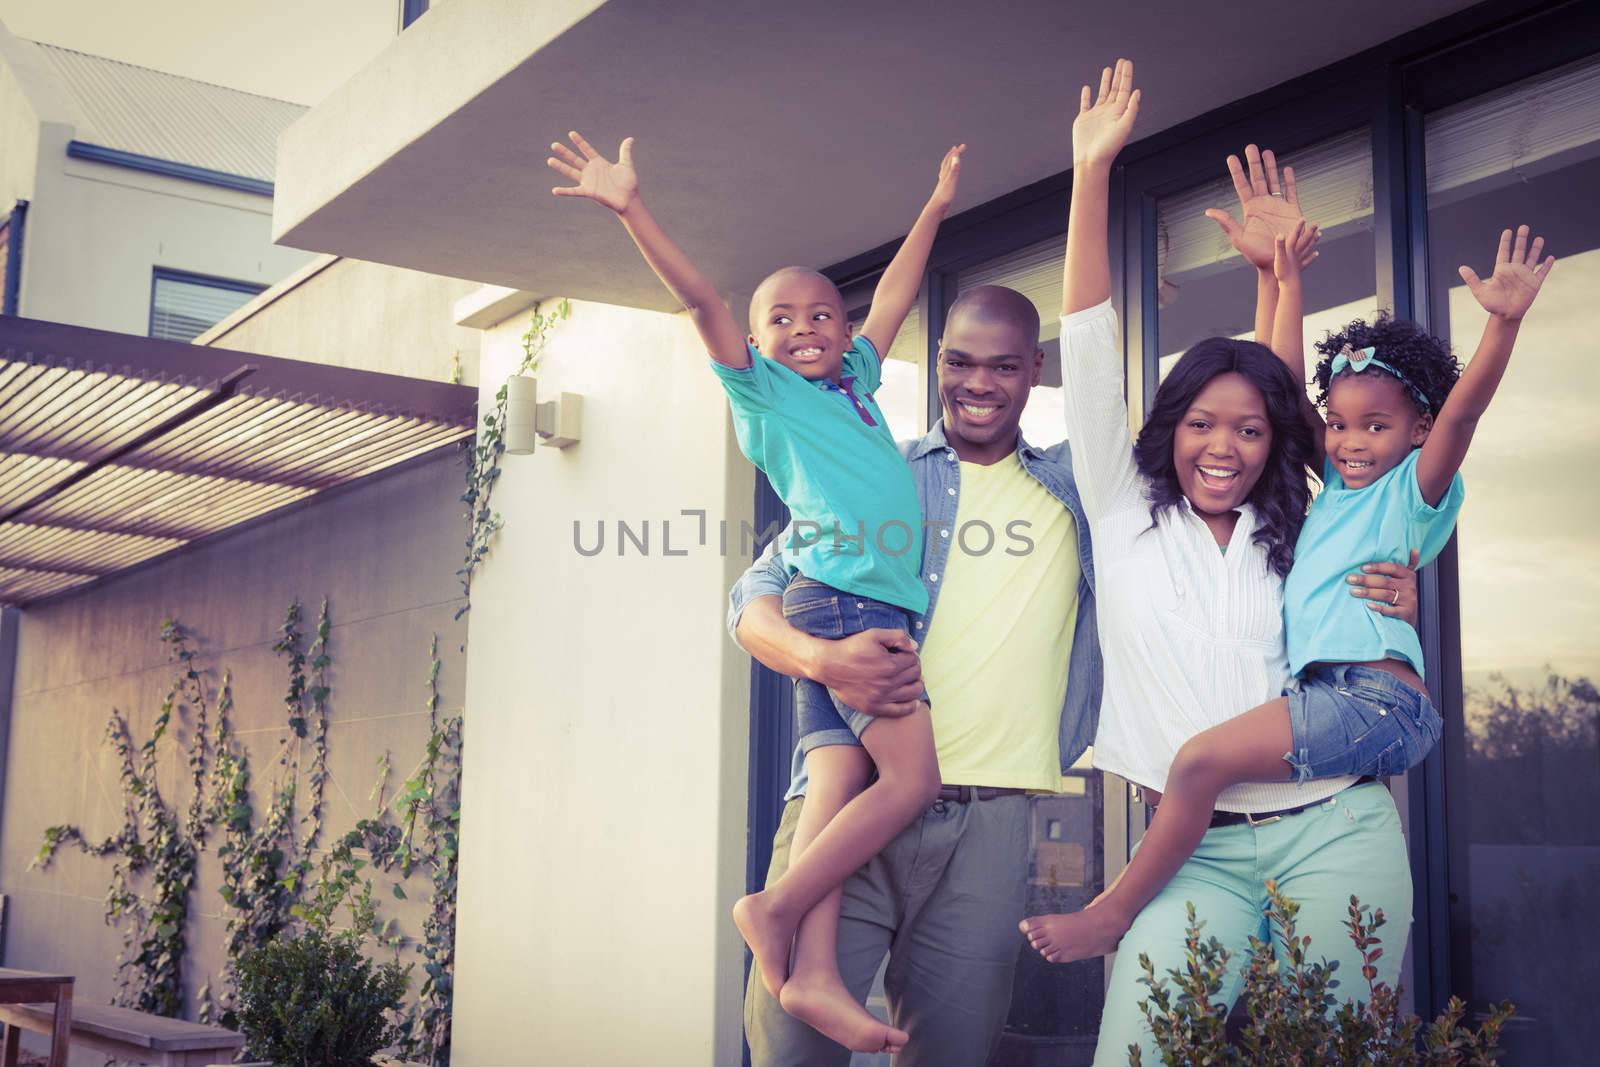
[1416,225,1554,505]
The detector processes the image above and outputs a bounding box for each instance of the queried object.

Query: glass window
[149,269,265,344]
[955,234,1068,446]
[1424,53,1600,1064]
[1156,129,1377,393]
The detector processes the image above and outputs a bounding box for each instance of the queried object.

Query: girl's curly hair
[1134,338,1316,577]
[1312,312,1462,417]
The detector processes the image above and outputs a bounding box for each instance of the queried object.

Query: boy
[549,130,963,1054]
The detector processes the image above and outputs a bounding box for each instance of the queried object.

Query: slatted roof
[0,316,477,606]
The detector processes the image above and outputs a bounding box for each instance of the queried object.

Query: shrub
[235,921,410,1067]
[1130,881,1513,1065]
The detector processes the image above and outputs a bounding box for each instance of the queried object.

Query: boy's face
[935,311,1043,461]
[748,273,850,381]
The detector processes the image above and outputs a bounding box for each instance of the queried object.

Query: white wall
[452,297,754,1066]
[199,255,484,386]
[17,150,314,332]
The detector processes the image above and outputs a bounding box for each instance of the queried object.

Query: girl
[1022,137,1554,975]
[1022,62,1421,1066]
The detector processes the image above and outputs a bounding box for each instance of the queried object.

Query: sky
[0,0,396,105]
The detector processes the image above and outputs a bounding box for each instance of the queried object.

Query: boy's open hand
[928,144,966,214]
[1206,146,1317,272]
[1073,58,1140,167]
[548,131,639,214]
[1272,220,1318,284]
[1460,225,1554,321]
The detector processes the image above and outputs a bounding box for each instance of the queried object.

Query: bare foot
[780,972,909,1054]
[733,891,798,997]
[1019,906,1131,964]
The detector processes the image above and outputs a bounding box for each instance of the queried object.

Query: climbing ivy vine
[457,298,571,618]
[31,603,463,1066]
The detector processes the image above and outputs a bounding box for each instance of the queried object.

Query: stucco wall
[0,450,468,1061]
[451,297,754,1066]
[199,255,484,386]
[15,151,314,332]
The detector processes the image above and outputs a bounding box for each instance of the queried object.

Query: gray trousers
[744,793,1032,1066]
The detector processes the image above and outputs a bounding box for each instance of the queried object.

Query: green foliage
[31,620,212,1017]
[31,606,463,1067]
[457,298,572,619]
[1131,881,1514,1066]
[235,923,410,1067]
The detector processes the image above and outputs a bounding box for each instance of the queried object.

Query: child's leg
[736,744,873,997]
[735,707,937,1049]
[1022,697,1293,964]
[774,745,911,1056]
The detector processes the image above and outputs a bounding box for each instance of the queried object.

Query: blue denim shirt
[726,421,1102,798]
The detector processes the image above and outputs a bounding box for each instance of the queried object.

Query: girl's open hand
[1206,146,1314,272]
[1272,219,1319,284]
[548,131,639,214]
[928,144,966,214]
[1459,225,1555,321]
[1073,58,1140,167]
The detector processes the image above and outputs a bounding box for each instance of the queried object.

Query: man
[729,284,1101,1066]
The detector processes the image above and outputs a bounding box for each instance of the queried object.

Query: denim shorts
[1283,663,1443,782]
[782,574,926,752]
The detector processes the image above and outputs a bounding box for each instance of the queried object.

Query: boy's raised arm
[859,145,965,358]
[1062,60,1139,315]
[1417,225,1554,505]
[549,131,750,368]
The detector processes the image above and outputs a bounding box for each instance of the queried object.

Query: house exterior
[264,1,1599,1063]
[0,19,313,336]
[0,0,1595,1064]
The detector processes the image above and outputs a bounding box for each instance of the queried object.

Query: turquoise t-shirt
[1285,448,1464,679]
[710,337,927,615]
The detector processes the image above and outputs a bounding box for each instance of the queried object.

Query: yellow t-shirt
[919,453,1081,791]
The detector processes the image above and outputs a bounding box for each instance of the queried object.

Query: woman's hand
[1205,145,1317,273]
[1072,58,1141,168]
[548,131,639,215]
[1348,548,1422,627]
[927,144,966,215]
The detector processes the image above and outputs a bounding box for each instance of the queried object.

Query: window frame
[147,267,267,344]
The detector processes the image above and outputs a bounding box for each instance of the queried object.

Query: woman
[1039,60,1418,1065]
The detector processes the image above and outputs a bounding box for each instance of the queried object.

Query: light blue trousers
[1094,780,1414,1066]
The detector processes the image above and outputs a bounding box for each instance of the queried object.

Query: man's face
[935,313,1043,460]
[748,273,850,382]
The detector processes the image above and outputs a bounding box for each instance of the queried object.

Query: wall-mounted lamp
[504,376,583,454]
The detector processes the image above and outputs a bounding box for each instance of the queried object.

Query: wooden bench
[0,998,245,1067]
[0,967,70,1067]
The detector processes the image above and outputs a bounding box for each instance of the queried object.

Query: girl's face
[1173,371,1274,522]
[1324,373,1431,489]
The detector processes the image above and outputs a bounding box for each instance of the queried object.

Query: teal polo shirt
[711,336,926,615]
[1286,448,1464,679]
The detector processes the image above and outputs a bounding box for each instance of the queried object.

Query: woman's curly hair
[1312,312,1462,417]
[1135,338,1316,578]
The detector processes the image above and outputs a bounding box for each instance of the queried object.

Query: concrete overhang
[276,0,1482,314]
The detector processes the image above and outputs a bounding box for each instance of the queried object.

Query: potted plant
[228,920,410,1067]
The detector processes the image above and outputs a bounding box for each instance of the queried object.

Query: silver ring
[1271,191,1285,197]
[1390,588,1400,607]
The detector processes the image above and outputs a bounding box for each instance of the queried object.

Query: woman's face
[1172,371,1274,520]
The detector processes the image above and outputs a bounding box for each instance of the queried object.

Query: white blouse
[1059,301,1353,812]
